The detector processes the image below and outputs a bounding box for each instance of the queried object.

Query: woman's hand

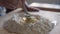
[27,7,40,12]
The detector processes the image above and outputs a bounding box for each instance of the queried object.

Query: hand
[27,7,40,12]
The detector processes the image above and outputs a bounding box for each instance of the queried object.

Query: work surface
[29,3,60,11]
[0,10,60,34]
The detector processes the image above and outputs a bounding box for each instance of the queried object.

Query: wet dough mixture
[3,15,54,34]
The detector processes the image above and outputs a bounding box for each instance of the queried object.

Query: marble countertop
[29,2,60,9]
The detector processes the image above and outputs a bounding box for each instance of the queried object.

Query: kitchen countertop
[29,3,60,11]
[29,3,60,9]
[0,9,60,34]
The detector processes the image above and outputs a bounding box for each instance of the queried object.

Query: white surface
[49,13,60,34]
[29,2,60,9]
